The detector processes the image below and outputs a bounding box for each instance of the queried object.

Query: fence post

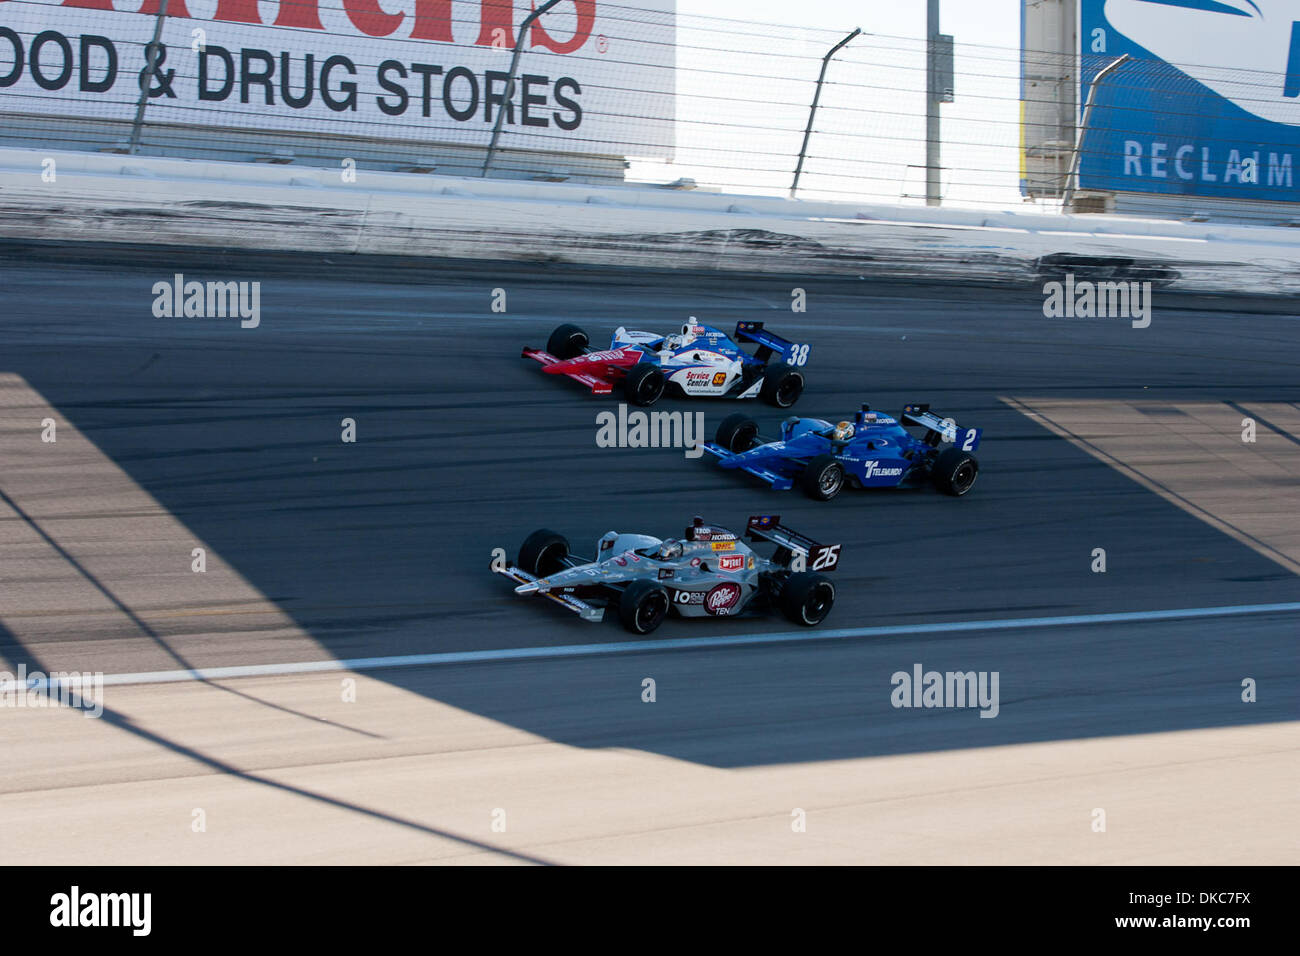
[1063,53,1130,211]
[127,0,170,155]
[481,0,567,178]
[790,27,861,198]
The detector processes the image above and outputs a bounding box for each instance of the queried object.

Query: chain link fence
[1,0,1297,221]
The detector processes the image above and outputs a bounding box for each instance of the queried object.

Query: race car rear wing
[735,321,803,365]
[900,403,982,451]
[745,515,841,572]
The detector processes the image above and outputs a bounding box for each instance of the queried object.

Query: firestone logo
[56,0,599,52]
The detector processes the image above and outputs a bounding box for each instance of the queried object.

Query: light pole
[925,0,946,206]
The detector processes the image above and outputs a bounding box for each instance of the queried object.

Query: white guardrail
[2,147,1299,294]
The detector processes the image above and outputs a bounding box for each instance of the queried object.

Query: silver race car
[494,515,839,634]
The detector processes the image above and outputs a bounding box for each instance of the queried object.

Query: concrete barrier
[3,147,1299,293]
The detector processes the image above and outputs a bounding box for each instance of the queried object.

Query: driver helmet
[657,539,684,560]
[832,421,855,441]
[662,321,700,352]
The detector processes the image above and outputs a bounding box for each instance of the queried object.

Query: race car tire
[781,572,836,626]
[801,454,845,500]
[760,367,804,408]
[518,529,570,577]
[618,580,671,635]
[546,323,589,360]
[715,413,760,453]
[932,448,979,497]
[623,363,666,406]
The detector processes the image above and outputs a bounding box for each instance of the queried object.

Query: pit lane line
[13,601,1300,691]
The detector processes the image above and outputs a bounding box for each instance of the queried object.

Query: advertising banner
[0,0,675,157]
[1079,0,1299,201]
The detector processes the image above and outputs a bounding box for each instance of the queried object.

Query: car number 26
[811,545,840,571]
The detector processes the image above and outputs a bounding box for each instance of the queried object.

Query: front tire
[518,529,569,577]
[623,363,666,406]
[546,323,588,360]
[760,367,804,408]
[618,580,671,634]
[715,412,759,453]
[931,447,979,497]
[780,572,835,626]
[801,454,845,501]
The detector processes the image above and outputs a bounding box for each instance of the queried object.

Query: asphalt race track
[1,245,1297,864]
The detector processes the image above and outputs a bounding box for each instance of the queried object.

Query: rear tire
[546,323,588,360]
[760,367,804,408]
[518,529,569,577]
[801,454,845,501]
[618,580,670,634]
[932,447,979,497]
[715,413,760,453]
[780,572,835,626]
[623,363,666,406]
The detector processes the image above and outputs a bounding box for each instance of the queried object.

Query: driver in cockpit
[658,320,701,356]
[654,539,684,560]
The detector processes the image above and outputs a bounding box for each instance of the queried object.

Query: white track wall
[3,147,1299,294]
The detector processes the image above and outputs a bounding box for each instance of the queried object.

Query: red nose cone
[544,349,642,374]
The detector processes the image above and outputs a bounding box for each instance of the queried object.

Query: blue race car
[524,318,810,407]
[703,404,982,501]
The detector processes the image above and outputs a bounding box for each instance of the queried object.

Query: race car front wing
[492,564,606,622]
[699,442,795,489]
[521,347,615,396]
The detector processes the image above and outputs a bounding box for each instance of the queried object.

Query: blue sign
[1079,0,1300,202]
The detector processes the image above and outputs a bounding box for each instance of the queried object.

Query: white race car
[523,318,810,407]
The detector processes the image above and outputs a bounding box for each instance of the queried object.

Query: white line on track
[10,601,1300,691]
